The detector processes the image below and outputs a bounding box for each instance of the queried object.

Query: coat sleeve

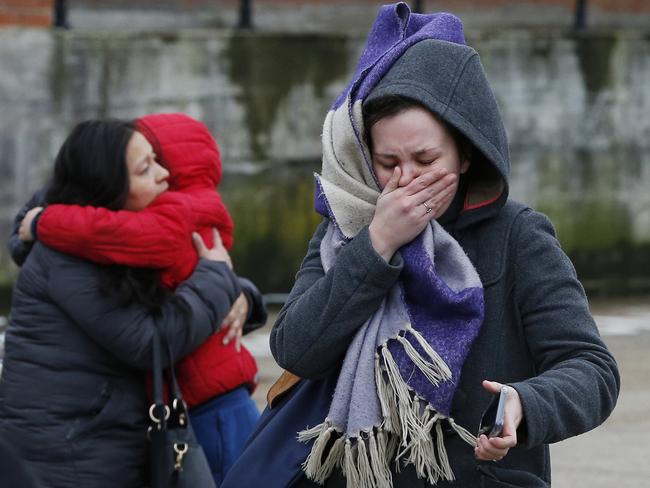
[270,220,404,379]
[7,189,47,266]
[239,277,268,334]
[508,209,620,447]
[37,192,192,269]
[47,253,241,370]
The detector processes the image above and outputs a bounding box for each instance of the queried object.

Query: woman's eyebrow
[414,147,442,156]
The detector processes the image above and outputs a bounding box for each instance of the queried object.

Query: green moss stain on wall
[534,148,650,295]
[574,34,616,102]
[536,149,632,252]
[223,34,351,161]
[49,33,69,113]
[219,162,323,293]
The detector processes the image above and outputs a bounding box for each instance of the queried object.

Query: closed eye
[374,158,398,168]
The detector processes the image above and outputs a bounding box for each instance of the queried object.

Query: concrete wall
[64,1,650,31]
[1,27,649,292]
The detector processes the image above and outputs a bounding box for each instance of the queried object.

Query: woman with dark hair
[224,4,619,488]
[0,119,242,487]
[12,113,268,486]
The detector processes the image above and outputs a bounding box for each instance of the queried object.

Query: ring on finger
[423,202,432,214]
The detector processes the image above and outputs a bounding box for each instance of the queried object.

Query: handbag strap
[149,324,190,430]
[149,325,169,430]
[165,341,183,403]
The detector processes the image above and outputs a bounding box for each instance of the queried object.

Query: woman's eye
[419,160,435,165]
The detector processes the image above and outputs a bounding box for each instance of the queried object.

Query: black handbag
[148,326,216,488]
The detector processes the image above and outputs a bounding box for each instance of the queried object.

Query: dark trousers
[189,386,259,487]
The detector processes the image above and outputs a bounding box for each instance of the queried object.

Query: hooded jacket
[270,36,619,488]
[8,113,265,407]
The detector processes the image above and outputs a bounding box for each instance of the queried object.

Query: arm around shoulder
[7,189,47,266]
[238,277,268,333]
[48,252,241,371]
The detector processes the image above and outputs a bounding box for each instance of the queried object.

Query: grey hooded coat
[271,40,620,487]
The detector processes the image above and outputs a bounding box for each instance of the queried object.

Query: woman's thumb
[192,232,207,254]
[482,379,504,395]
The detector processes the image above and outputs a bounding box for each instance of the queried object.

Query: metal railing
[53,0,68,28]
[574,0,588,30]
[50,1,590,31]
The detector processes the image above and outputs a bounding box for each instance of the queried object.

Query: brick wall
[0,0,53,27]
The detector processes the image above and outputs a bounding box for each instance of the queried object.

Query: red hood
[136,113,222,191]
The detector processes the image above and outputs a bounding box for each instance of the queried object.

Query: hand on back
[368,167,457,261]
[19,207,44,242]
[192,228,233,269]
[220,292,249,352]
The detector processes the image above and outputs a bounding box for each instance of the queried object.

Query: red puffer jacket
[36,113,258,407]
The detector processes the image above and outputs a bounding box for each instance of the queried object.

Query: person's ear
[460,158,471,174]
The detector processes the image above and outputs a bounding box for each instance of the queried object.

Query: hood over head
[365,39,510,226]
[136,113,222,191]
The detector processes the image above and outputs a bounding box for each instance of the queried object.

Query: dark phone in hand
[478,386,508,438]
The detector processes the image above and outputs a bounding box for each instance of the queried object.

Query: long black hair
[46,119,169,310]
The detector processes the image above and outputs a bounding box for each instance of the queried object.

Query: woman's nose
[157,165,170,182]
[399,162,421,185]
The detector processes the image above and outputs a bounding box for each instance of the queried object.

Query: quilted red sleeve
[184,189,234,250]
[37,193,193,269]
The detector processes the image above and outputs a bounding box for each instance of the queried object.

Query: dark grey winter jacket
[0,243,241,487]
[271,39,619,487]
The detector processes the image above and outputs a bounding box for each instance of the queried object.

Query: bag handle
[148,324,189,431]
[164,340,190,427]
[149,325,170,431]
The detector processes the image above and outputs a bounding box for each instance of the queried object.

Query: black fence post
[574,0,588,30]
[238,0,253,29]
[53,0,69,29]
[412,0,424,14]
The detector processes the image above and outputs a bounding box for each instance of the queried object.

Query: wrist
[30,210,43,240]
[368,223,396,262]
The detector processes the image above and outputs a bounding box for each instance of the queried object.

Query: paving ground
[242,303,650,487]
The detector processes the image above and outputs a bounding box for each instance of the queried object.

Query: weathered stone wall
[65,1,650,31]
[1,27,649,293]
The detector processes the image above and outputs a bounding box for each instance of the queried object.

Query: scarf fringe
[298,421,326,442]
[298,339,477,487]
[381,346,428,445]
[344,440,362,487]
[449,417,479,446]
[398,327,452,385]
[368,431,393,486]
